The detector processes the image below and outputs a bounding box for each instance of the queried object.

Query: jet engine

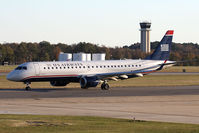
[119,75,128,80]
[80,76,99,89]
[50,80,69,86]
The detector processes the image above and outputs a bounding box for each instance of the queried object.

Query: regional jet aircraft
[7,30,175,90]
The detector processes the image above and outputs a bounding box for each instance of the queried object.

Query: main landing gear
[101,80,110,90]
[25,82,31,91]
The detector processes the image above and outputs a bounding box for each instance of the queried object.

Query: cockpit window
[15,66,22,70]
[22,66,27,70]
[15,66,27,70]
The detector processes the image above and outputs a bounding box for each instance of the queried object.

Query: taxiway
[0,86,199,124]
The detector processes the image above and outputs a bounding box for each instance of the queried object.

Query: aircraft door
[33,63,40,76]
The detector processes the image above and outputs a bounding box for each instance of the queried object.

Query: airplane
[7,30,175,90]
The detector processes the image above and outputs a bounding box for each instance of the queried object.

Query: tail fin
[146,30,174,60]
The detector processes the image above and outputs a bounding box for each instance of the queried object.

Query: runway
[0,86,199,124]
[0,86,199,99]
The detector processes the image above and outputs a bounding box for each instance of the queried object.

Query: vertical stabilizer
[146,30,174,60]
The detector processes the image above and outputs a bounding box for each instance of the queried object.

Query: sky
[0,0,199,47]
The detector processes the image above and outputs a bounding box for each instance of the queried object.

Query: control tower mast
[140,22,151,53]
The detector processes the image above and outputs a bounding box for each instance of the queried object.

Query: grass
[0,114,198,133]
[161,66,199,72]
[1,75,199,89]
[110,75,199,87]
[0,65,17,72]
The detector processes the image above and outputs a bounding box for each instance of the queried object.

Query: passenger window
[44,67,46,69]
[83,66,85,68]
[96,66,98,68]
[92,66,94,68]
[52,67,54,69]
[124,65,127,67]
[128,65,130,67]
[48,67,50,69]
[60,67,62,69]
[56,67,58,69]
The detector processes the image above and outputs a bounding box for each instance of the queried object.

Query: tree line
[0,41,199,66]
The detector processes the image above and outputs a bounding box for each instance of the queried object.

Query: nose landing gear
[24,82,31,91]
[101,80,110,90]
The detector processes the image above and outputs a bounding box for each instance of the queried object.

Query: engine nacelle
[128,73,144,78]
[119,75,128,80]
[135,73,143,77]
[80,77,99,88]
[50,80,69,86]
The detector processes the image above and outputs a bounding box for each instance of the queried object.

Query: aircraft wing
[87,61,176,81]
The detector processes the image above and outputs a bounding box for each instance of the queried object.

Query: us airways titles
[46,63,83,67]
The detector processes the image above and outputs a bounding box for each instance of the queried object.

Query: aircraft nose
[7,72,13,81]
[6,72,17,81]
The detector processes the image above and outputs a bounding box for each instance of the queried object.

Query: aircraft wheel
[25,86,31,91]
[104,83,109,90]
[25,82,31,91]
[81,86,88,89]
[101,84,105,90]
[101,83,109,90]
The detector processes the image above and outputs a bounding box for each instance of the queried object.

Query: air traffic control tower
[140,22,151,53]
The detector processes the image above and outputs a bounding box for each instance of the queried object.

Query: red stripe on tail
[166,30,174,35]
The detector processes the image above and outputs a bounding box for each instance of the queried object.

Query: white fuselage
[7,59,173,82]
